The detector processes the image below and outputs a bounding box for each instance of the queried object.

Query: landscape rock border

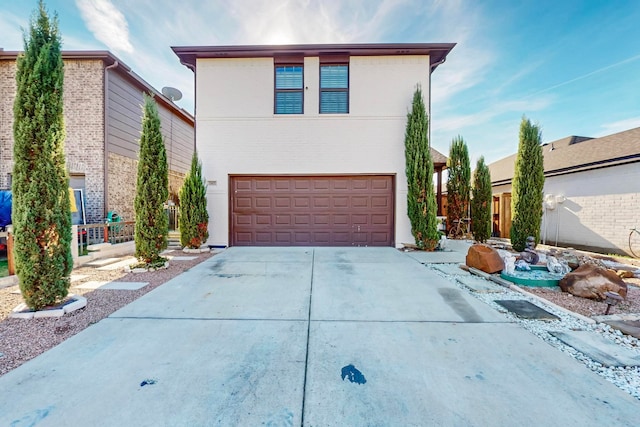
[182,247,210,254]
[9,295,88,319]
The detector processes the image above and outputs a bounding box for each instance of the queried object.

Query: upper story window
[320,63,349,114]
[275,64,303,114]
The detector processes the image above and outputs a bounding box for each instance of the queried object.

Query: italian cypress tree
[12,1,72,310]
[179,152,209,249]
[510,117,545,251]
[404,86,439,250]
[446,136,471,238]
[134,95,168,265]
[471,156,492,243]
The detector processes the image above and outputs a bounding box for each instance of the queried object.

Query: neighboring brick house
[0,50,194,224]
[488,127,640,255]
[173,43,455,247]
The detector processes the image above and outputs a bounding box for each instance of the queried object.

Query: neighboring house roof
[430,147,448,169]
[172,43,456,72]
[488,127,640,186]
[0,49,193,125]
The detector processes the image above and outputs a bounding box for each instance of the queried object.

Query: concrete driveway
[0,247,638,426]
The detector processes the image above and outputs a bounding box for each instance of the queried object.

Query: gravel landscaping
[0,250,214,376]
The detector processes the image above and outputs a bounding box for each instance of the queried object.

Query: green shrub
[12,1,72,310]
[179,152,209,248]
[446,136,471,238]
[404,86,439,249]
[134,95,169,264]
[510,117,545,251]
[471,156,492,243]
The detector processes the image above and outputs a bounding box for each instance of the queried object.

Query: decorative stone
[465,244,504,274]
[617,270,635,279]
[547,255,571,275]
[559,264,628,300]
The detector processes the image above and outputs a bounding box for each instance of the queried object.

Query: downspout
[428,58,446,148]
[103,60,119,218]
[179,59,197,151]
[429,57,446,216]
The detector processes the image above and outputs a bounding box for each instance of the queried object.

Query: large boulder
[466,244,504,274]
[559,264,628,300]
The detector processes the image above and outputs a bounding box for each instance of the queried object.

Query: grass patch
[0,259,8,278]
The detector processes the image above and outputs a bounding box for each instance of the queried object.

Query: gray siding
[158,103,193,174]
[106,70,194,173]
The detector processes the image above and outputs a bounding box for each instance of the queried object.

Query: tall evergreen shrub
[471,156,492,243]
[446,136,471,238]
[179,152,209,248]
[12,1,72,310]
[404,86,439,249]
[510,117,545,251]
[134,95,168,264]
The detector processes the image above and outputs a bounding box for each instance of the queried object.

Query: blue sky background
[1,0,639,165]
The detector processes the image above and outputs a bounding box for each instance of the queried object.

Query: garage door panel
[275,197,291,208]
[235,214,252,226]
[371,196,390,208]
[294,215,310,225]
[255,180,271,191]
[351,196,369,208]
[275,215,291,225]
[352,180,369,190]
[313,197,330,208]
[235,197,252,209]
[294,197,310,208]
[230,175,394,246]
[372,178,391,190]
[256,214,271,225]
[333,197,349,208]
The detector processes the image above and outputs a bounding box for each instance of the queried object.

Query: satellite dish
[162,86,182,102]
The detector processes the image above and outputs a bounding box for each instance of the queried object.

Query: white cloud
[434,97,552,133]
[597,116,640,136]
[76,0,133,54]
[0,11,27,50]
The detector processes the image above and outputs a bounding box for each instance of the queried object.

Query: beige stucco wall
[196,55,431,247]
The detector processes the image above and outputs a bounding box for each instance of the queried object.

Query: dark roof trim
[0,50,194,125]
[492,154,640,186]
[172,43,456,72]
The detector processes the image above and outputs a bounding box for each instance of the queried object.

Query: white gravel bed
[426,264,640,401]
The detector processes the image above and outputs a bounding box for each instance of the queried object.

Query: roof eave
[171,42,456,72]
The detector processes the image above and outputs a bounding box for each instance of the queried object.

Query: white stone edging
[10,295,88,319]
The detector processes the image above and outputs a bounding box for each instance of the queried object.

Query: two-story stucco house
[0,50,194,224]
[173,43,454,247]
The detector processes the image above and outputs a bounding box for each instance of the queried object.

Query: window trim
[319,58,349,114]
[274,57,304,115]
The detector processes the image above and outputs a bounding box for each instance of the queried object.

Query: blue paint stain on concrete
[10,405,54,427]
[341,364,366,384]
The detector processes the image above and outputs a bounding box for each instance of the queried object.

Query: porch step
[167,232,182,250]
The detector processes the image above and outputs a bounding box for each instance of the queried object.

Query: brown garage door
[230,175,394,246]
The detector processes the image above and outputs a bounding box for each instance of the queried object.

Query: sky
[1,0,639,165]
